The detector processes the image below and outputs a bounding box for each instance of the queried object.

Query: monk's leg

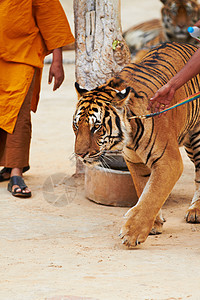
[0,72,35,195]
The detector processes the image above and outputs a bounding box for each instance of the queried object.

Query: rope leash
[128,91,200,120]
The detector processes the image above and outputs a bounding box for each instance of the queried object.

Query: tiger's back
[111,42,200,137]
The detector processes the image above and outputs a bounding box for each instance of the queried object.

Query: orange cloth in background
[0,0,75,134]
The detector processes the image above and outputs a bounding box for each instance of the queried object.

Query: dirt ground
[1,1,200,299]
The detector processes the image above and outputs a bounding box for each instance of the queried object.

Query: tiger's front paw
[119,206,154,247]
[185,200,200,223]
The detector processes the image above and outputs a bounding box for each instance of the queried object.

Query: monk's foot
[8,176,31,198]
[8,168,31,198]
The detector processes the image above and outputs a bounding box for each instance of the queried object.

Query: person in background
[0,0,75,198]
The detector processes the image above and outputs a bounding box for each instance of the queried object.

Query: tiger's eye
[169,3,177,16]
[91,123,101,134]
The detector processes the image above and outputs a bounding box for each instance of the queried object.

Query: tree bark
[74,0,131,90]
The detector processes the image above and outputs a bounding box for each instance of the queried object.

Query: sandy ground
[1,1,200,299]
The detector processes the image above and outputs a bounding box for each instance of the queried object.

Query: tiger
[123,0,200,61]
[73,42,200,248]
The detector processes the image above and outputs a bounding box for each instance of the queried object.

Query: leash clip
[129,115,146,120]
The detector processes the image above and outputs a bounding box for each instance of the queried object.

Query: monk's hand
[48,48,64,91]
[147,83,175,113]
[49,62,64,91]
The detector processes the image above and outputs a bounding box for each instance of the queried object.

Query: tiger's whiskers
[99,157,112,174]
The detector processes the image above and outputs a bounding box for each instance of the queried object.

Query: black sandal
[0,166,30,182]
[8,176,31,198]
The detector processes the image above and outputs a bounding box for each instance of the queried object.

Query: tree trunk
[74,0,131,90]
[73,0,131,173]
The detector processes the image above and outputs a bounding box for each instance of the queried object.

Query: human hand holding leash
[147,82,175,114]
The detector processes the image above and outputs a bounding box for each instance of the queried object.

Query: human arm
[32,1,74,90]
[48,48,64,91]
[148,47,200,111]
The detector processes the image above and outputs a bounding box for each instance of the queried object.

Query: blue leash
[128,91,200,120]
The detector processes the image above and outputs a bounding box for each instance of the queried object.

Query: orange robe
[0,0,75,134]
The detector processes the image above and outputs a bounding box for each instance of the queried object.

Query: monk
[0,0,75,197]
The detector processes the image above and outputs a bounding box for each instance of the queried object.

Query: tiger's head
[73,82,131,165]
[161,0,200,42]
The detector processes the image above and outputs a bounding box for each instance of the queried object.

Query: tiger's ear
[75,82,89,98]
[111,87,132,108]
[160,0,166,4]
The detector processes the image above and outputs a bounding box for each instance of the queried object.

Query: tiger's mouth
[77,150,122,167]
[173,27,188,38]
[77,151,105,166]
[175,31,188,39]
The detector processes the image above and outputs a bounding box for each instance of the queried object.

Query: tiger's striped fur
[73,42,200,247]
[123,0,200,61]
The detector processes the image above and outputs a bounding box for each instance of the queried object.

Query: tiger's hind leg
[184,130,200,223]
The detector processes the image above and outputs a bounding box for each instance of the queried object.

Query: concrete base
[84,154,138,207]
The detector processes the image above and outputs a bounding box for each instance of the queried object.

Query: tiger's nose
[178,23,185,29]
